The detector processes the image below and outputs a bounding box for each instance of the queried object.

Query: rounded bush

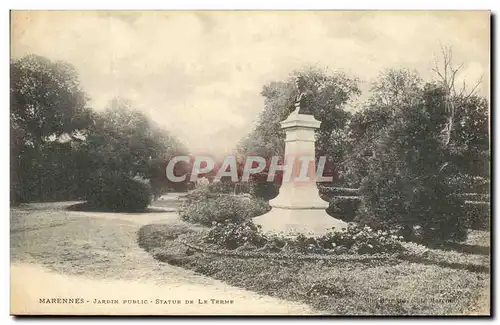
[179,186,270,226]
[249,181,279,200]
[86,173,152,212]
[326,196,362,222]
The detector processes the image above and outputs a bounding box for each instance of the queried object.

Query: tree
[343,68,423,187]
[82,98,189,194]
[358,83,468,242]
[449,95,489,179]
[431,45,484,147]
[431,45,489,189]
[238,67,360,193]
[10,55,93,203]
[10,54,92,145]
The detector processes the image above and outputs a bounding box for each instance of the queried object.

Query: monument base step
[252,207,347,237]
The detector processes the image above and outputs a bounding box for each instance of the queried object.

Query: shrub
[204,181,234,194]
[316,224,404,255]
[203,220,404,255]
[357,87,468,242]
[358,173,468,242]
[326,196,362,223]
[249,181,280,200]
[204,219,268,250]
[179,187,271,226]
[319,186,360,198]
[86,173,152,212]
[182,185,217,204]
[446,175,490,193]
[205,181,251,195]
[464,202,490,231]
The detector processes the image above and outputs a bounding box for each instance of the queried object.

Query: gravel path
[10,202,317,315]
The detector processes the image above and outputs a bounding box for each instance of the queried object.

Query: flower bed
[202,220,405,255]
[180,238,399,262]
[139,221,490,315]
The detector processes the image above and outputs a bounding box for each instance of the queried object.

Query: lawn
[139,223,490,316]
[10,202,181,280]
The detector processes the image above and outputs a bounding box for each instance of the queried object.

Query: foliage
[316,224,404,255]
[343,69,424,187]
[319,187,362,223]
[10,55,186,204]
[446,175,490,193]
[179,186,271,226]
[148,155,193,196]
[137,223,195,252]
[11,141,86,203]
[238,67,360,186]
[319,186,359,197]
[448,95,490,178]
[344,67,489,189]
[10,55,93,203]
[85,173,152,212]
[10,54,92,145]
[204,219,404,255]
[326,196,362,223]
[357,84,468,242]
[204,220,268,250]
[205,180,240,194]
[464,203,490,231]
[248,181,280,200]
[83,98,188,179]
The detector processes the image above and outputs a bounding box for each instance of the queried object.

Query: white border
[3,0,498,10]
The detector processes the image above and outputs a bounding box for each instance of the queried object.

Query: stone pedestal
[253,112,346,237]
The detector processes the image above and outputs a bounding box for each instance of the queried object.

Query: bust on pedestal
[253,76,346,236]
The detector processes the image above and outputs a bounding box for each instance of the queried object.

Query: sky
[11,11,490,156]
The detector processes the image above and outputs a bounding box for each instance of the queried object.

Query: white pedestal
[252,112,346,237]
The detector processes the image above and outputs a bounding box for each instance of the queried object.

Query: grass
[66,201,173,213]
[11,202,490,315]
[11,204,139,278]
[138,223,201,252]
[140,224,490,316]
[11,202,182,281]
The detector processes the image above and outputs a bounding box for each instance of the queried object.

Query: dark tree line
[11,54,188,205]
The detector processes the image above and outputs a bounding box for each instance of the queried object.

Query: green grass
[140,225,490,316]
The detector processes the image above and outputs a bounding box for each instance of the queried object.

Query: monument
[253,76,347,236]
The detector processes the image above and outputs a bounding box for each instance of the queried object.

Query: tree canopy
[10,54,93,146]
[238,67,361,184]
[10,55,188,203]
